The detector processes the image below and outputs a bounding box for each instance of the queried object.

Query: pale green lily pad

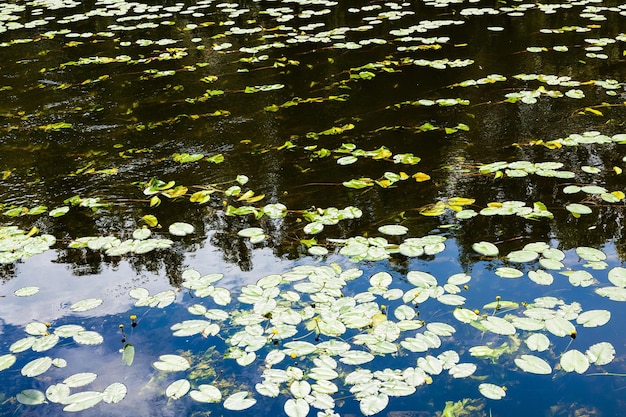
[472,241,499,256]
[495,267,524,278]
[17,389,46,405]
[70,298,103,312]
[515,354,552,374]
[378,225,408,236]
[526,333,550,352]
[46,383,70,403]
[560,349,589,373]
[14,286,40,297]
[481,316,516,335]
[576,246,606,262]
[223,391,256,410]
[0,353,16,371]
[166,379,191,400]
[576,310,610,327]
[21,356,52,377]
[189,384,221,403]
[608,267,626,287]
[478,383,506,400]
[284,398,310,417]
[102,382,127,404]
[62,391,104,412]
[360,393,389,416]
[153,354,190,372]
[595,286,626,301]
[73,331,104,345]
[586,342,615,365]
[528,270,553,285]
[566,203,592,215]
[507,250,538,263]
[169,222,195,236]
[64,372,97,388]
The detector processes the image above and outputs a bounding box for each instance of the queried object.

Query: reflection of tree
[1,0,626,285]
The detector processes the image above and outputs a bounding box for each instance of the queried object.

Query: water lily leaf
[526,333,550,351]
[515,354,552,374]
[481,316,516,335]
[122,343,134,366]
[46,383,70,403]
[64,372,97,388]
[0,353,16,371]
[495,267,524,278]
[576,310,610,327]
[507,250,538,263]
[567,270,595,287]
[25,322,48,336]
[608,267,626,287]
[576,246,606,262]
[166,379,191,400]
[337,156,358,165]
[103,382,127,404]
[436,294,466,306]
[378,225,408,236]
[153,354,190,372]
[453,308,479,323]
[21,356,52,377]
[339,350,375,365]
[449,363,476,378]
[472,241,499,256]
[17,389,46,405]
[406,271,437,287]
[418,355,443,375]
[14,286,40,297]
[586,342,615,365]
[70,298,103,312]
[595,286,626,301]
[73,330,104,345]
[560,349,589,373]
[284,398,310,417]
[223,391,256,410]
[566,203,592,215]
[132,228,151,240]
[189,384,221,403]
[169,222,195,236]
[62,391,104,412]
[303,221,324,235]
[528,270,553,285]
[545,316,575,337]
[478,383,506,400]
[360,393,389,416]
[263,203,287,218]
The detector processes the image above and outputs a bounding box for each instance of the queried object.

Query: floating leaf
[73,331,104,345]
[153,354,190,372]
[14,286,40,297]
[70,298,103,312]
[360,393,389,416]
[189,384,221,403]
[566,203,592,215]
[21,356,52,377]
[560,349,589,374]
[17,389,46,405]
[0,354,16,371]
[122,343,135,366]
[103,382,127,404]
[586,342,615,365]
[62,391,104,412]
[284,398,310,417]
[169,222,195,236]
[378,225,408,236]
[515,354,552,374]
[166,379,191,400]
[223,391,256,410]
[472,241,499,256]
[64,372,97,388]
[526,333,550,352]
[576,310,610,327]
[478,383,506,400]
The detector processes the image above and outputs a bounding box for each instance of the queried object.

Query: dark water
[1,0,626,416]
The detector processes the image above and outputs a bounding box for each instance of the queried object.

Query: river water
[1,0,626,416]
